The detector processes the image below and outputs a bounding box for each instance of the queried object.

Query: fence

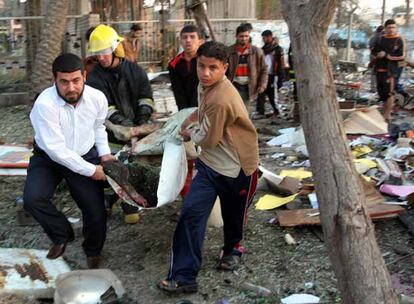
[0,15,259,92]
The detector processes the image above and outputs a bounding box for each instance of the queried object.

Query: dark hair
[262,30,272,37]
[241,22,253,31]
[376,25,384,33]
[180,24,205,39]
[384,19,396,27]
[236,24,251,35]
[52,53,84,77]
[197,41,228,63]
[85,26,96,40]
[130,23,142,31]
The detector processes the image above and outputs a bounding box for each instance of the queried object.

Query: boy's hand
[377,51,386,58]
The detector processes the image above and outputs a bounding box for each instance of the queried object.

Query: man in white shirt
[23,53,113,269]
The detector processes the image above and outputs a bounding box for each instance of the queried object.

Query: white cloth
[30,85,110,177]
[265,53,274,75]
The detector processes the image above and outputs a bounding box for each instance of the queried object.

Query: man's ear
[82,70,87,81]
[224,62,229,72]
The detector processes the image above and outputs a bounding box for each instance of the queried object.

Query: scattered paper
[352,145,372,157]
[280,168,313,180]
[379,184,414,197]
[354,158,377,174]
[255,194,297,210]
[279,127,297,134]
[308,193,319,209]
[271,152,286,159]
[281,293,320,304]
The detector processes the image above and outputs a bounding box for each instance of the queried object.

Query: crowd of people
[22,18,408,296]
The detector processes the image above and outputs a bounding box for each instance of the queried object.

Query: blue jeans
[166,159,258,284]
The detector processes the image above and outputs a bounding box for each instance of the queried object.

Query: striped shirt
[234,44,250,85]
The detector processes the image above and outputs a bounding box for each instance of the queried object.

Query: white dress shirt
[30,84,111,177]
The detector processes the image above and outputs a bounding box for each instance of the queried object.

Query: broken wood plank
[277,204,406,227]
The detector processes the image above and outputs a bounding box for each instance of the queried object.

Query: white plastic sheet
[157,139,188,206]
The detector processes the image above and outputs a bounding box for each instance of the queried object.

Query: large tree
[30,0,69,97]
[281,1,398,303]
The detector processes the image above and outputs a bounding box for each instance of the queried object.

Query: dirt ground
[0,105,414,304]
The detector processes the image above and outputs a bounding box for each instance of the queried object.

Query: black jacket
[86,59,154,126]
[168,53,199,110]
[371,34,405,76]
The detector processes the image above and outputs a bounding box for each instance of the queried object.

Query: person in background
[371,19,405,121]
[227,24,268,110]
[168,24,205,110]
[368,25,384,93]
[123,23,143,62]
[256,30,281,117]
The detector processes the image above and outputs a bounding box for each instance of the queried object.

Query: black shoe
[47,243,67,259]
[87,255,103,269]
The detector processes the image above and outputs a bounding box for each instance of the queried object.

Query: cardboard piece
[277,204,405,227]
[259,166,301,195]
[343,106,388,135]
[362,178,385,205]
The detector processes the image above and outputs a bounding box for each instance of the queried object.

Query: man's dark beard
[57,85,84,105]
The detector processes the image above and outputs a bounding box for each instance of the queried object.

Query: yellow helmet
[88,24,125,57]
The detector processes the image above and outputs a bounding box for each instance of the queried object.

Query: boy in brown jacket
[158,41,259,294]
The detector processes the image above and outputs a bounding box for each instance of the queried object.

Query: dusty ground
[0,105,413,304]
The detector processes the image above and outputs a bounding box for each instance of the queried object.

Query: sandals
[217,254,241,271]
[157,279,198,294]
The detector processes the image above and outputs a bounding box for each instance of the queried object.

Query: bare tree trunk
[406,0,410,26]
[381,0,386,25]
[336,0,342,27]
[30,0,69,97]
[25,0,41,78]
[281,1,398,303]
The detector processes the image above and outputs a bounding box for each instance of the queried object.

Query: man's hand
[179,129,192,142]
[91,165,106,181]
[377,51,386,58]
[100,154,115,162]
[258,87,266,94]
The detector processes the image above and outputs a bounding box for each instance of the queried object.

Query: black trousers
[23,146,106,257]
[257,74,277,114]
